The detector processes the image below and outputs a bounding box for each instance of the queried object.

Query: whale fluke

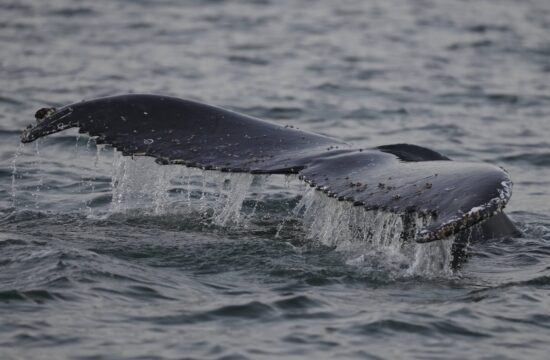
[21,94,513,243]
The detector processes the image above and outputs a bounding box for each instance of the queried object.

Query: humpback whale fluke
[20,94,514,243]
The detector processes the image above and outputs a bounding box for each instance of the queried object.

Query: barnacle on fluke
[21,94,517,243]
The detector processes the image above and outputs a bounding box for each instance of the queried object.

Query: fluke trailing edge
[21,94,514,243]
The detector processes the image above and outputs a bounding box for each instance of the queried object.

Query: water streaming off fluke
[105,154,454,277]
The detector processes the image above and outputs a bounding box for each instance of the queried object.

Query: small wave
[497,153,550,167]
[466,24,511,33]
[90,285,176,302]
[273,295,325,311]
[132,295,333,327]
[516,275,550,287]
[346,319,433,336]
[436,92,550,107]
[0,129,27,137]
[47,7,97,17]
[208,301,275,319]
[465,274,550,304]
[5,332,80,348]
[227,55,270,66]
[447,39,494,50]
[0,289,65,304]
[131,301,276,326]
[0,95,24,106]
[0,210,49,226]
[236,106,304,120]
[377,123,466,138]
[346,318,490,338]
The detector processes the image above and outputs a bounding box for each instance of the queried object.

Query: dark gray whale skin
[21,94,518,248]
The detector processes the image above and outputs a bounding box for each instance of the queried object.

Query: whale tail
[21,94,515,243]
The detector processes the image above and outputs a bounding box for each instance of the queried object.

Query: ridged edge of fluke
[415,178,512,243]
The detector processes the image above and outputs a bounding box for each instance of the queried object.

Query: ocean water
[2,0,550,359]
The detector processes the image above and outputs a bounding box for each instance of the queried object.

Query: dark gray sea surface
[2,0,550,359]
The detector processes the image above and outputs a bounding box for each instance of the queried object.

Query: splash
[10,143,24,207]
[408,237,454,277]
[292,186,454,277]
[110,153,176,214]
[31,140,44,209]
[11,142,456,277]
[211,172,254,226]
[79,141,105,215]
[109,155,254,226]
[104,154,455,276]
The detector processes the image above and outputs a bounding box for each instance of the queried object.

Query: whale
[21,94,519,249]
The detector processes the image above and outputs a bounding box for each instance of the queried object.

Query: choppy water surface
[2,0,550,359]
